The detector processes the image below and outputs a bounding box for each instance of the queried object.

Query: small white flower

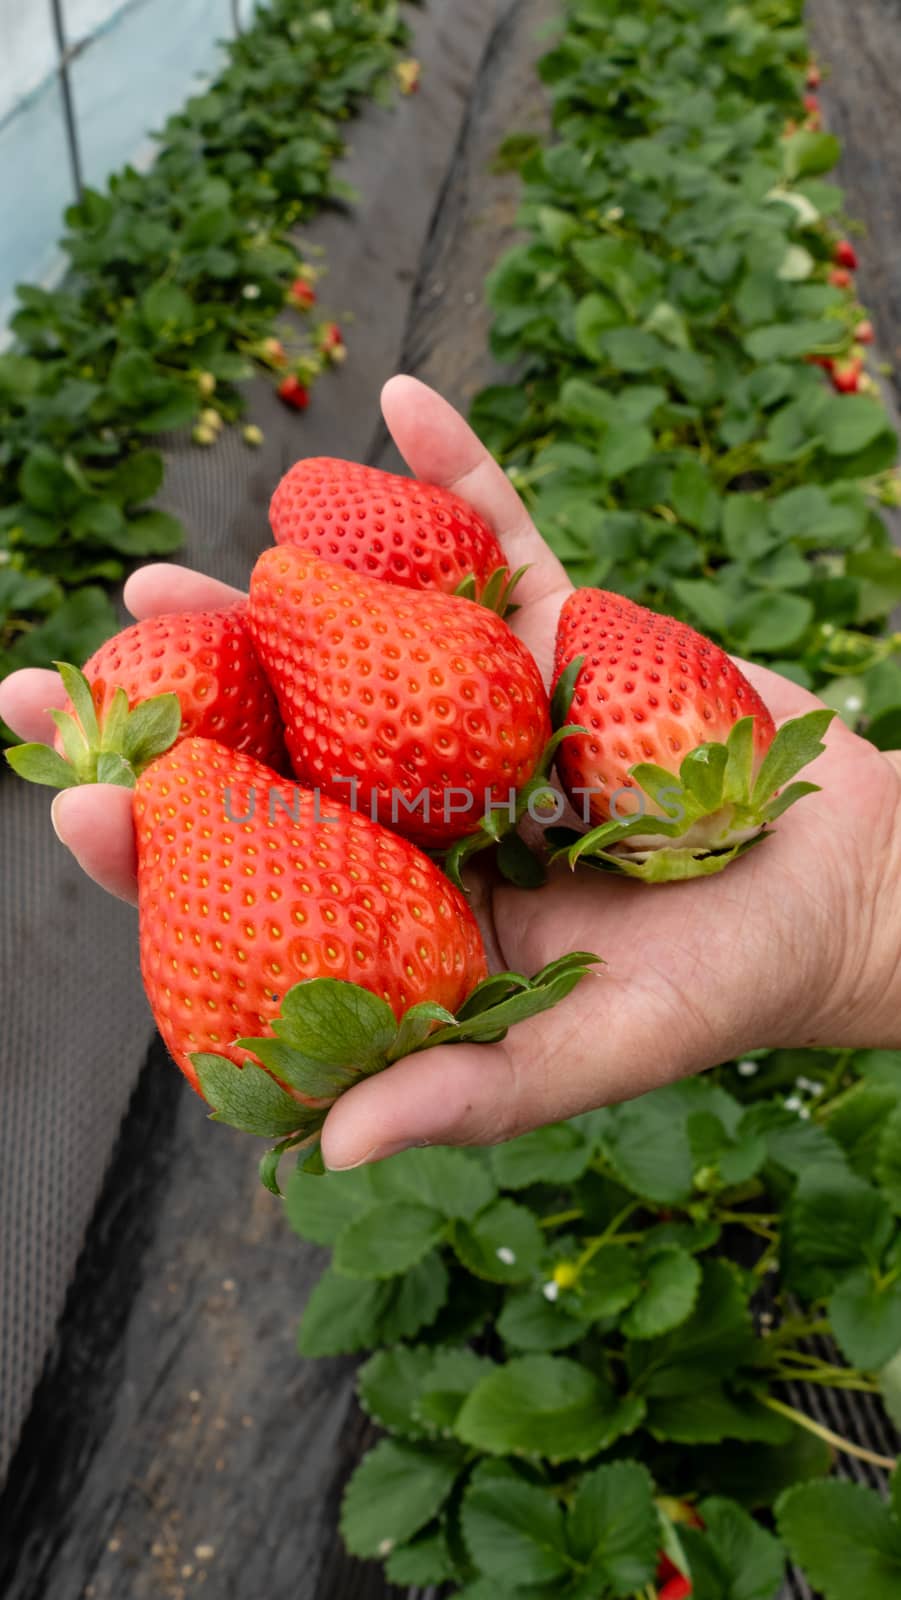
[798,1106,811,1120]
[242,283,261,300]
[542,1281,560,1302]
[377,1538,395,1557]
[736,1060,759,1078]
[784,1095,803,1113]
[496,1246,516,1266]
[845,696,863,713]
[605,205,624,220]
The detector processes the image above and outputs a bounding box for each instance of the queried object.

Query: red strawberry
[834,239,858,270]
[5,607,286,789]
[288,277,317,309]
[248,548,551,849]
[278,375,310,410]
[269,458,515,610]
[659,1578,692,1600]
[855,319,874,344]
[136,738,487,1095]
[828,267,852,290]
[806,63,821,88]
[803,93,820,114]
[551,590,831,880]
[318,321,346,363]
[832,357,863,394]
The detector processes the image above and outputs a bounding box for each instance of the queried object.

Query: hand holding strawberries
[3,377,901,1175]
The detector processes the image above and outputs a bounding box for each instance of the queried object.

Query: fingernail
[326,1137,429,1173]
[50,792,66,842]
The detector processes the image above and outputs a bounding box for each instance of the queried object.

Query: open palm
[3,376,901,1170]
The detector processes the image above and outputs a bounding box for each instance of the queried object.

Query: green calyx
[453,563,528,617]
[4,662,181,791]
[443,660,588,890]
[550,708,834,884]
[192,952,601,1195]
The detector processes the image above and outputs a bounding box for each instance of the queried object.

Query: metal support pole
[48,0,84,202]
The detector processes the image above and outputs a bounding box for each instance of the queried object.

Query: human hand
[3,375,901,1172]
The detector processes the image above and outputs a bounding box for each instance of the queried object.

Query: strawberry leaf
[4,743,81,789]
[275,978,398,1071]
[193,1053,324,1139]
[751,708,834,806]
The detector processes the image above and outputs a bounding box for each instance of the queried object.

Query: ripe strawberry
[6,606,286,790]
[248,548,551,849]
[658,1578,692,1600]
[803,93,820,114]
[269,457,515,610]
[832,357,863,394]
[834,239,859,270]
[135,738,487,1095]
[278,375,310,410]
[855,319,874,344]
[288,277,317,310]
[551,590,831,880]
[828,267,852,289]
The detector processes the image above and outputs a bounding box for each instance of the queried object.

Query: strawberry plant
[0,0,411,708]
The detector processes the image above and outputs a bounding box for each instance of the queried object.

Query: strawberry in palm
[269,457,519,613]
[136,738,596,1187]
[248,548,554,850]
[551,590,832,881]
[7,606,286,789]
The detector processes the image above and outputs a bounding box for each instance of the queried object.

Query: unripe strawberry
[260,336,287,367]
[196,371,217,397]
[855,320,874,344]
[396,58,421,94]
[834,239,858,270]
[243,423,264,447]
[193,422,217,446]
[278,376,310,410]
[200,408,222,431]
[806,63,821,88]
[829,267,852,290]
[318,321,346,363]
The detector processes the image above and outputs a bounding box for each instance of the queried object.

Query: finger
[51,785,138,904]
[735,656,828,723]
[381,375,571,611]
[320,973,670,1169]
[0,668,68,745]
[124,563,246,621]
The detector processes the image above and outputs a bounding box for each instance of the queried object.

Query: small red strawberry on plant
[549,590,832,882]
[5,606,286,788]
[318,322,346,364]
[268,457,519,612]
[248,548,557,857]
[658,1577,692,1600]
[288,276,317,310]
[806,62,821,88]
[828,267,852,290]
[831,357,863,394]
[278,375,310,410]
[803,94,820,114]
[855,319,874,344]
[834,239,859,270]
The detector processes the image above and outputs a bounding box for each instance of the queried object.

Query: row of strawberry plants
[295,2,901,1597]
[0,0,413,705]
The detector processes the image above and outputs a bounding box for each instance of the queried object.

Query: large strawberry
[135,737,597,1188]
[7,606,285,789]
[248,548,554,852]
[550,589,832,881]
[269,457,519,613]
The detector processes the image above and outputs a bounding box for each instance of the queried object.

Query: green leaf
[385,1526,457,1587]
[819,395,896,458]
[729,592,814,654]
[415,1347,495,1433]
[745,321,842,362]
[601,1087,695,1205]
[456,1355,644,1463]
[671,458,720,533]
[283,1164,376,1245]
[461,1463,569,1585]
[621,1248,701,1339]
[568,1461,658,1596]
[452,1199,545,1284]
[877,1102,901,1213]
[647,1386,790,1445]
[121,692,181,766]
[357,1344,436,1439]
[297,1268,390,1358]
[490,1123,591,1189]
[193,1054,320,1139]
[688,1496,785,1600]
[368,1145,496,1221]
[340,1439,462,1558]
[106,510,185,557]
[783,1164,893,1299]
[628,1262,755,1397]
[783,129,842,179]
[334,1200,447,1279]
[829,1268,901,1370]
[778,1479,901,1600]
[5,743,81,789]
[377,1253,450,1343]
[497,1287,586,1352]
[577,1245,643,1319]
